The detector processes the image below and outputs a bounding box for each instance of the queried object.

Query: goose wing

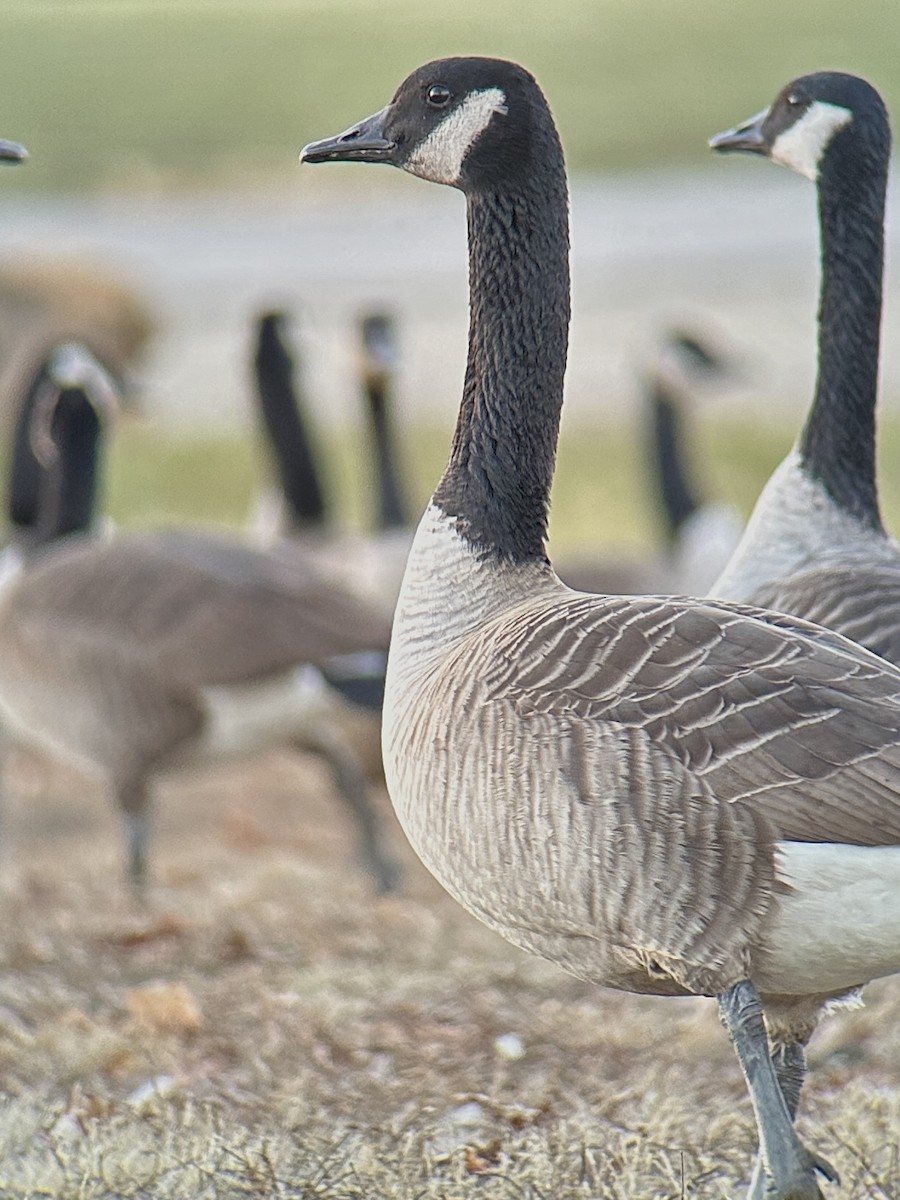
[7,531,391,689]
[485,591,900,847]
[749,561,900,668]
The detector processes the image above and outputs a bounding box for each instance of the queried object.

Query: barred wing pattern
[751,561,900,669]
[388,589,900,997]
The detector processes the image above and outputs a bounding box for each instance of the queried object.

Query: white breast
[711,451,891,602]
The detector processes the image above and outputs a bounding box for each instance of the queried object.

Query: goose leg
[717,981,836,1200]
[747,1040,812,1199]
[117,778,151,895]
[293,729,400,893]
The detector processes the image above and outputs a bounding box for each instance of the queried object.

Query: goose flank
[302,57,900,1199]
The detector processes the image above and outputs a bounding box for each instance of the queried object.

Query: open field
[0,0,899,190]
[104,409,900,561]
[1,751,899,1199]
[0,402,897,1198]
[0,9,899,1195]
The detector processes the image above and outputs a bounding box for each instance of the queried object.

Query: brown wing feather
[8,530,392,689]
[750,562,900,668]
[484,592,900,847]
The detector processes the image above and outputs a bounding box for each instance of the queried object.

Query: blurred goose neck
[799,127,888,530]
[433,161,570,565]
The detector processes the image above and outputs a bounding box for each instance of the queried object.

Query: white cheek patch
[405,87,508,185]
[771,100,853,180]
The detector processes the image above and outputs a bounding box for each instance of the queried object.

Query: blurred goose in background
[357,311,411,533]
[252,308,329,539]
[5,342,117,543]
[710,73,900,664]
[709,74,899,1196]
[0,342,399,894]
[557,327,742,594]
[251,307,413,615]
[303,55,900,1200]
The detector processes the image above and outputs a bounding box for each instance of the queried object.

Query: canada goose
[357,312,410,532]
[252,308,330,537]
[302,57,900,1198]
[709,74,900,664]
[6,342,118,542]
[0,346,399,894]
[252,306,412,614]
[0,138,26,166]
[557,328,742,595]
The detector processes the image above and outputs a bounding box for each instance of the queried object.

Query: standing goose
[302,57,900,1199]
[709,74,900,663]
[0,345,399,894]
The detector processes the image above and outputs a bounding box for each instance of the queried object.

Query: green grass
[0,0,898,190]
[104,410,900,557]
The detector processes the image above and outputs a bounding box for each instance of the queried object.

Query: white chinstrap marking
[771,100,853,180]
[404,88,508,185]
[756,841,900,994]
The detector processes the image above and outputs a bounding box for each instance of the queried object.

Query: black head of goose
[0,342,400,895]
[304,58,900,1197]
[709,73,900,664]
[0,138,26,166]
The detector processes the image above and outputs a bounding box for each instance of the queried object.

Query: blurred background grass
[3,0,900,552]
[0,0,898,190]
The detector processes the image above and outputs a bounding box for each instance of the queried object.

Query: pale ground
[0,172,898,1198]
[0,747,897,1199]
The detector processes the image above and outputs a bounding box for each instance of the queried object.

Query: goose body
[710,74,900,667]
[303,58,900,1198]
[0,347,398,892]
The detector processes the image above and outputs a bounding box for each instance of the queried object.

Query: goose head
[709,72,888,182]
[0,138,27,165]
[300,57,551,193]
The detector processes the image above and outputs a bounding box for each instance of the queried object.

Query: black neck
[646,380,699,543]
[366,380,409,530]
[31,389,102,546]
[7,361,51,531]
[433,163,570,563]
[798,135,887,530]
[254,318,328,529]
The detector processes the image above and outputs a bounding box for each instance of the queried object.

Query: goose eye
[786,94,802,107]
[427,85,451,108]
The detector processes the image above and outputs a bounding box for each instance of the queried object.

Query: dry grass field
[0,743,897,1199]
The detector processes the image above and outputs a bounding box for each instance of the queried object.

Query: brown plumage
[0,348,398,893]
[304,60,900,1198]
